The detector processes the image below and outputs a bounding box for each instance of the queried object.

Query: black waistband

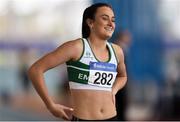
[71,115,117,121]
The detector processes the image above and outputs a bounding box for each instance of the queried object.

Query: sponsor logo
[90,62,116,72]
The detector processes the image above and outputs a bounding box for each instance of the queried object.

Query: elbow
[121,76,128,88]
[121,77,128,90]
[27,63,42,80]
[27,65,36,80]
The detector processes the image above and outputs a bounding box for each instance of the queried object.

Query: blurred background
[0,0,180,121]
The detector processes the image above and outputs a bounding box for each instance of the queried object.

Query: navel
[100,108,104,113]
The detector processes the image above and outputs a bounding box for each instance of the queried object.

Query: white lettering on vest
[78,73,89,80]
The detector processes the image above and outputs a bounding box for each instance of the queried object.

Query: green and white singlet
[66,38,118,91]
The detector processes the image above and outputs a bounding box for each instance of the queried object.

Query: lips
[104,27,113,32]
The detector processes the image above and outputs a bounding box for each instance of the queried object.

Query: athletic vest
[66,38,118,91]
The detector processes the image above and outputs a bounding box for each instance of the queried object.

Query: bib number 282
[93,72,113,86]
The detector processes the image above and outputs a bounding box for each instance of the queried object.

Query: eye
[111,17,115,22]
[112,19,115,22]
[102,16,108,21]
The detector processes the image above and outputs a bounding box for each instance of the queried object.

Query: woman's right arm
[28,39,82,120]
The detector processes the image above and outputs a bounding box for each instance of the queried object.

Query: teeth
[105,27,113,31]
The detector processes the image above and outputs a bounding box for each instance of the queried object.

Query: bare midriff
[70,89,117,120]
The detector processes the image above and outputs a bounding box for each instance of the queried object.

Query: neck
[88,35,107,50]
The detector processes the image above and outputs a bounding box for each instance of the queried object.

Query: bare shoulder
[58,38,82,49]
[71,38,83,50]
[111,43,124,61]
[56,38,83,61]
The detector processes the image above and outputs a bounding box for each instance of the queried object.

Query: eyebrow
[101,14,115,19]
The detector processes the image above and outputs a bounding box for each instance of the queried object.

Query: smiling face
[89,6,115,40]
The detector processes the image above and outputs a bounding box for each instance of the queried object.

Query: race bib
[88,62,117,88]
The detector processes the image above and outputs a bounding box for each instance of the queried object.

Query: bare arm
[112,44,127,95]
[28,39,82,120]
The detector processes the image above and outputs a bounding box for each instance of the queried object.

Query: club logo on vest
[86,52,91,57]
[84,51,93,59]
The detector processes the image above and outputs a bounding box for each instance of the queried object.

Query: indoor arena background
[0,0,180,121]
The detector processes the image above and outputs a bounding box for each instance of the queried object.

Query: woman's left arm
[112,44,127,95]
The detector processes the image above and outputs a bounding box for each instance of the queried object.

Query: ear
[86,18,94,28]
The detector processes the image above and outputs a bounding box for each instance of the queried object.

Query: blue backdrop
[93,0,164,85]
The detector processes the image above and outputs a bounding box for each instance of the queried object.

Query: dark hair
[82,3,113,38]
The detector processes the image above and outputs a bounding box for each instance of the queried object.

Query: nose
[108,19,113,26]
[107,19,115,28]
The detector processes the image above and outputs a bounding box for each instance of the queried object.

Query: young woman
[28,3,127,121]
